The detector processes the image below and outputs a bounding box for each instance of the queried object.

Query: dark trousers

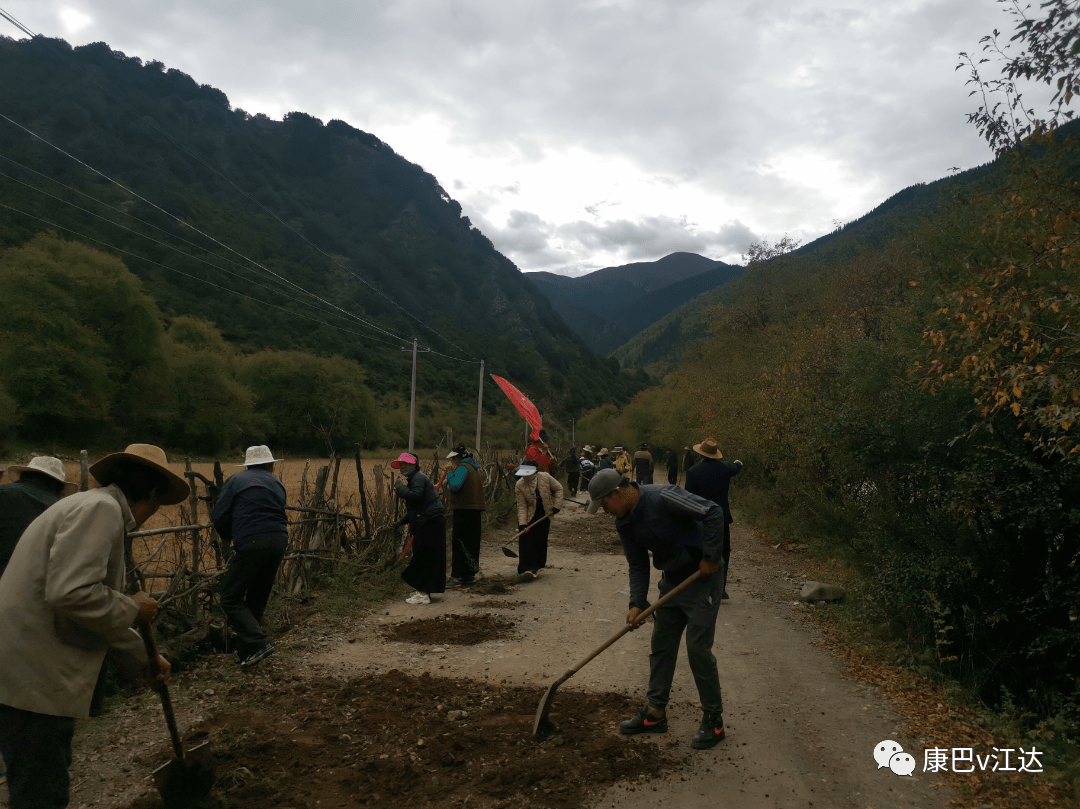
[518,500,550,575]
[0,703,77,809]
[220,536,286,657]
[723,522,732,592]
[402,515,447,595]
[647,573,724,715]
[667,467,678,485]
[567,470,580,495]
[450,509,482,581]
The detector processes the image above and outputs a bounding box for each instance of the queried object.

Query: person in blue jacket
[392,453,446,605]
[212,445,288,668]
[588,468,727,750]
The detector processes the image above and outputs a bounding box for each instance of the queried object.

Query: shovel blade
[501,546,518,558]
[532,670,574,737]
[152,741,215,809]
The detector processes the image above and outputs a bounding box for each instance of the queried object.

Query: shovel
[139,622,216,809]
[500,499,589,558]
[500,515,551,558]
[532,569,705,737]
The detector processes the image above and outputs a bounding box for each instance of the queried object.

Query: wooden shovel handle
[567,569,705,674]
[139,622,185,761]
[508,513,551,543]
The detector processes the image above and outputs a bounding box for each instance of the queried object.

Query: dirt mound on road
[381,613,518,645]
[123,671,681,809]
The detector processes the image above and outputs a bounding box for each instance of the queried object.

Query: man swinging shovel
[534,469,728,750]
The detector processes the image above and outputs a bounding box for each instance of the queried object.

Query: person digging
[587,468,727,749]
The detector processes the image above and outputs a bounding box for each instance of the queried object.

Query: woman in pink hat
[391,453,445,605]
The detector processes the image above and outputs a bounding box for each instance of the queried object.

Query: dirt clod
[381,613,517,645]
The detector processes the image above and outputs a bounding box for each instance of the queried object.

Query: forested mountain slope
[0,36,645,450]
[526,252,742,355]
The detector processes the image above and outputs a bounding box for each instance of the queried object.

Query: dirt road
[326,507,952,809]
[1,506,955,809]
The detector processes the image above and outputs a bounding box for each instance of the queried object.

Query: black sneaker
[619,706,668,735]
[240,644,275,668]
[445,577,462,589]
[691,711,725,749]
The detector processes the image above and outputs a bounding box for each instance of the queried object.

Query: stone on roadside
[446,709,469,721]
[799,581,846,603]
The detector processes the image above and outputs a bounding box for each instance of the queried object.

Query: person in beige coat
[0,444,187,809]
[513,461,564,579]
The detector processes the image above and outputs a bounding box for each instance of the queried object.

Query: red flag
[490,375,542,440]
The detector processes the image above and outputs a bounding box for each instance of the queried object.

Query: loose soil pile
[123,672,682,809]
[381,614,518,645]
[470,600,528,610]
[547,516,621,556]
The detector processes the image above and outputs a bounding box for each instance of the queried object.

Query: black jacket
[684,458,743,524]
[0,477,59,575]
[394,469,443,530]
[211,469,288,551]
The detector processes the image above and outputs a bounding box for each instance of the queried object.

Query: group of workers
[0,431,742,807]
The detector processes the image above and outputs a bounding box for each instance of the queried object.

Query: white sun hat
[238,445,280,467]
[6,455,78,496]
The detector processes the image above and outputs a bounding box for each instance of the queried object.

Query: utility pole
[475,359,485,449]
[401,338,430,453]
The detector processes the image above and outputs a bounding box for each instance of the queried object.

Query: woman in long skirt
[513,462,564,579]
[392,453,446,605]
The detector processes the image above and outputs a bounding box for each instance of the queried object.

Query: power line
[0,198,409,351]
[0,111,417,347]
[0,7,480,363]
[0,157,410,343]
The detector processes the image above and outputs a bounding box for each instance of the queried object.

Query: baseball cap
[586,468,624,513]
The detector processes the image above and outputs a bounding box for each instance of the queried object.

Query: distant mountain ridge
[527,252,743,354]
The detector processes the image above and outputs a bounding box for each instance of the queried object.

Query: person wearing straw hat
[0,456,77,580]
[392,453,445,605]
[513,461,564,580]
[444,444,484,588]
[211,445,288,668]
[684,438,742,601]
[596,448,613,471]
[0,444,183,809]
[586,468,727,749]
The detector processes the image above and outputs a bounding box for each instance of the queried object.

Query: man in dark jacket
[0,456,76,579]
[684,438,742,601]
[212,445,288,668]
[444,444,485,587]
[633,443,654,485]
[587,468,727,750]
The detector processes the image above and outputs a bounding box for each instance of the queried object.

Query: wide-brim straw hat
[237,445,279,467]
[693,438,723,459]
[390,452,419,469]
[6,455,78,496]
[89,444,190,505]
[598,448,610,457]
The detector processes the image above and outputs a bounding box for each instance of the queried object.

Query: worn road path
[326,506,953,809]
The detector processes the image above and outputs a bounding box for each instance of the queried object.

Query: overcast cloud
[1,0,1049,275]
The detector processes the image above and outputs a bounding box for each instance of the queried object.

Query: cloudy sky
[0,0,1044,276]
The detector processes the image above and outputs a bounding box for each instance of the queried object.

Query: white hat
[6,455,78,496]
[515,462,538,477]
[238,445,279,466]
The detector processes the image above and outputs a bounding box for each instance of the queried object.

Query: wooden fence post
[185,458,200,577]
[355,446,372,539]
[79,450,89,492]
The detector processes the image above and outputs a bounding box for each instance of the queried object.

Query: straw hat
[5,456,78,496]
[89,444,190,505]
[597,448,609,457]
[237,445,279,467]
[693,438,723,460]
[390,452,419,469]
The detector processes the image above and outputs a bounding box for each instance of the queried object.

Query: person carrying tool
[0,456,77,580]
[444,444,485,587]
[525,433,553,474]
[392,453,446,604]
[513,461,564,580]
[587,467,727,749]
[0,444,184,809]
[684,438,742,601]
[212,445,288,668]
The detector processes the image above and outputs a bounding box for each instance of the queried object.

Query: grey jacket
[0,486,147,718]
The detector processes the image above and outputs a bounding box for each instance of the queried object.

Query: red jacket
[525,444,552,473]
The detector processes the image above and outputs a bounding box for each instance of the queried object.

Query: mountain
[0,35,647,437]
[526,252,743,355]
